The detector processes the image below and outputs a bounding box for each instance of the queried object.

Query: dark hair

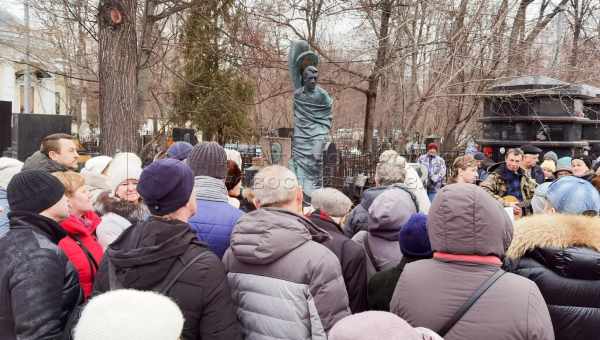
[225,160,242,191]
[41,133,74,155]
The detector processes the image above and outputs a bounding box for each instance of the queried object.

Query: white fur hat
[225,149,242,169]
[74,289,184,340]
[82,156,113,175]
[105,153,143,194]
[0,157,23,190]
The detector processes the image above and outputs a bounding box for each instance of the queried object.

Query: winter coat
[58,212,104,299]
[22,150,70,173]
[95,192,149,249]
[93,217,242,340]
[390,184,554,340]
[308,210,368,313]
[368,257,423,311]
[530,165,545,184]
[404,166,431,213]
[343,184,423,238]
[189,200,243,259]
[0,189,8,238]
[223,208,351,340]
[0,211,82,340]
[418,154,446,192]
[506,214,600,340]
[480,163,537,206]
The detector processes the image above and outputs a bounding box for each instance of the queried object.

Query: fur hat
[0,157,23,190]
[105,153,143,194]
[74,289,184,340]
[82,156,112,176]
[329,311,442,340]
[225,148,243,169]
[311,187,353,217]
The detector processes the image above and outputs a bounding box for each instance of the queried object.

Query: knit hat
[329,311,443,340]
[137,159,194,216]
[399,213,432,257]
[0,157,23,189]
[167,142,193,161]
[81,156,112,175]
[188,142,227,179]
[74,289,184,340]
[546,176,600,215]
[311,188,353,217]
[7,170,65,213]
[105,153,143,194]
[540,160,556,173]
[473,152,485,161]
[543,151,558,164]
[554,157,573,176]
[225,148,243,169]
[427,143,438,151]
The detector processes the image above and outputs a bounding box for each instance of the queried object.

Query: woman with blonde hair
[449,155,478,184]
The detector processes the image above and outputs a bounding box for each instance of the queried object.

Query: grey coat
[223,208,351,340]
[22,151,70,173]
[390,184,554,340]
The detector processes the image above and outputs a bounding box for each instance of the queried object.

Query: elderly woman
[308,187,367,313]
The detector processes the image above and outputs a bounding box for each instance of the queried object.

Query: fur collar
[506,213,600,259]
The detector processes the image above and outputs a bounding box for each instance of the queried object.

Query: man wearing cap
[521,144,545,184]
[0,170,82,340]
[480,148,538,216]
[418,143,446,201]
[93,159,242,340]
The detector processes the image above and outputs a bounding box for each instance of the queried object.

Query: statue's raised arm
[287,40,333,203]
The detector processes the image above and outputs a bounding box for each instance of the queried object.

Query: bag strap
[159,252,206,295]
[73,236,99,271]
[438,269,505,337]
[363,235,382,272]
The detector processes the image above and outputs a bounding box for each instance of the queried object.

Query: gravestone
[6,113,72,161]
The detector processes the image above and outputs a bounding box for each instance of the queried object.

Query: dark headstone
[7,113,72,161]
[0,101,11,155]
[172,128,198,145]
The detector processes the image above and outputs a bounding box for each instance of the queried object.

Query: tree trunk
[98,0,139,154]
[362,0,393,153]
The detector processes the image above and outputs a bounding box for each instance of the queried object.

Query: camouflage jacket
[480,163,537,207]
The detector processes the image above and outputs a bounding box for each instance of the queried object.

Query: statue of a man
[288,41,333,201]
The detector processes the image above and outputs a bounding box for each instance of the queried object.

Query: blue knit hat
[138,159,194,216]
[167,142,193,161]
[399,213,432,258]
[546,176,600,214]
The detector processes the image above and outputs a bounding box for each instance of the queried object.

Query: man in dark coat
[0,170,82,340]
[309,188,367,313]
[521,144,545,184]
[22,133,80,172]
[93,159,242,340]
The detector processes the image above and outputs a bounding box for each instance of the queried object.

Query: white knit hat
[74,289,184,340]
[0,157,23,189]
[311,187,352,217]
[105,153,143,194]
[82,156,113,175]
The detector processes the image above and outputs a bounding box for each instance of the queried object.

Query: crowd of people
[0,133,599,340]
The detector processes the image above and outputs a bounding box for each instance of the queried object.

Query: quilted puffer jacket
[506,213,600,340]
[223,208,351,340]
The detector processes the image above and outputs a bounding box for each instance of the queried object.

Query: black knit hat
[187,142,227,179]
[7,170,65,213]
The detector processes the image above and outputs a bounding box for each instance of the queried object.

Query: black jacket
[93,217,242,340]
[0,211,82,340]
[506,214,600,340]
[308,210,367,313]
[368,256,428,311]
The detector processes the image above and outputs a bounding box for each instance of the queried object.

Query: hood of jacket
[22,151,69,173]
[506,214,600,280]
[95,192,149,224]
[230,207,331,265]
[61,211,101,237]
[106,217,198,290]
[428,183,513,257]
[367,188,416,241]
[8,210,67,243]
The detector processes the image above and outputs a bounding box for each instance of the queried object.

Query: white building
[0,9,67,115]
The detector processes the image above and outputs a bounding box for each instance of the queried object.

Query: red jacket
[58,211,104,298]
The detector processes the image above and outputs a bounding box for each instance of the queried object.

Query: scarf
[194,176,229,202]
